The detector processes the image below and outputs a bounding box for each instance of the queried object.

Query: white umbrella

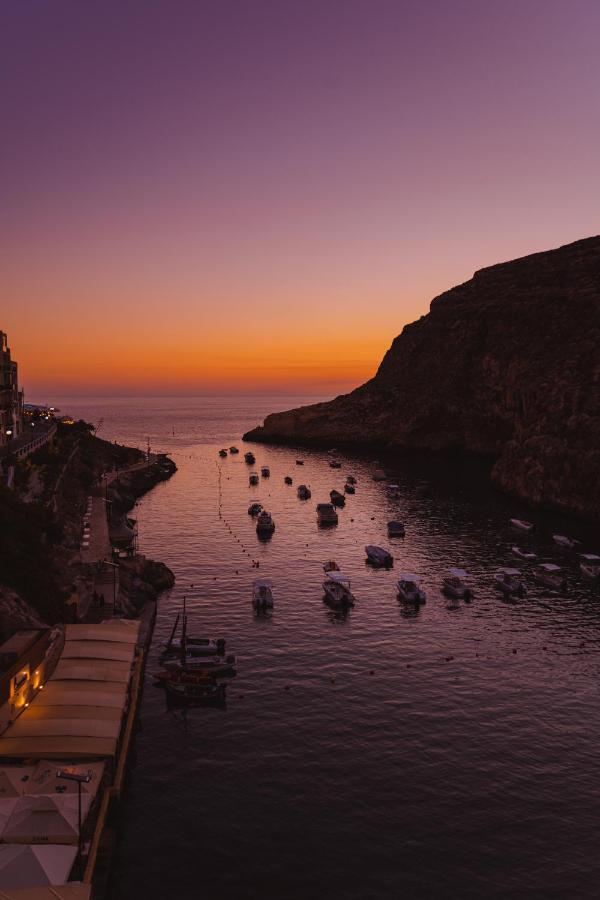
[0,844,77,887]
[3,796,91,845]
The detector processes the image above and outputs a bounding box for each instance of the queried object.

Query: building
[0,332,24,450]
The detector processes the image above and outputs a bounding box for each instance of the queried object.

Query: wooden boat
[244,451,256,464]
[510,518,534,532]
[256,510,275,534]
[511,545,537,560]
[580,553,600,580]
[365,545,393,567]
[442,568,472,599]
[387,520,405,538]
[330,489,345,507]
[317,503,338,525]
[494,568,526,597]
[284,476,293,485]
[397,574,426,603]
[297,484,311,500]
[163,653,236,672]
[252,578,274,610]
[323,572,355,607]
[532,563,566,592]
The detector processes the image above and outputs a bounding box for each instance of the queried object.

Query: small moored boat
[372,469,386,482]
[229,446,239,454]
[252,578,274,610]
[249,472,259,485]
[165,679,226,703]
[532,563,566,591]
[553,534,580,550]
[296,459,304,465]
[323,560,340,573]
[284,476,293,485]
[344,483,355,494]
[494,567,526,597]
[330,489,345,507]
[218,449,227,457]
[256,510,275,534]
[511,545,537,560]
[261,466,270,477]
[297,484,311,500]
[387,520,405,538]
[397,574,426,604]
[162,637,225,657]
[323,571,355,607]
[580,553,600,580]
[248,502,262,516]
[443,568,472,599]
[346,475,357,485]
[317,503,338,525]
[329,460,342,469]
[244,451,256,464]
[510,518,534,532]
[365,545,393,567]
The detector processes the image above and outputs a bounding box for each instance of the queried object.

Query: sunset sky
[2,0,599,397]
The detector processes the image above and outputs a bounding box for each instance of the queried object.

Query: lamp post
[102,559,120,614]
[57,768,92,879]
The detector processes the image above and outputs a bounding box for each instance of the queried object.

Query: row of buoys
[216,462,262,568]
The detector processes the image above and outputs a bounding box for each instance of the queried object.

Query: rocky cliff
[244,236,600,519]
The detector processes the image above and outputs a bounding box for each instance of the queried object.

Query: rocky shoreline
[244,235,600,521]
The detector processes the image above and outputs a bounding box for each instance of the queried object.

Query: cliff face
[244,236,600,519]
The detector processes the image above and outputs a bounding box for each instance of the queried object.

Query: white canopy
[0,770,35,800]
[448,568,468,579]
[2,795,92,845]
[0,844,77,888]
[24,761,104,799]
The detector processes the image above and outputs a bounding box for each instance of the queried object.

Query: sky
[1,0,599,397]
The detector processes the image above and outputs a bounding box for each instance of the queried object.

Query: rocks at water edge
[244,235,600,520]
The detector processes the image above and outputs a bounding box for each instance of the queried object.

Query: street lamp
[57,768,92,879]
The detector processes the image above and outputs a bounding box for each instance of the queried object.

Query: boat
[296,459,304,465]
[218,449,227,457]
[244,451,256,464]
[494,567,526,597]
[344,483,355,494]
[284,476,293,485]
[261,466,270,477]
[511,545,537,560]
[580,553,600,580]
[256,510,275,534]
[329,460,342,469]
[397,574,426,603]
[346,475,357,485]
[297,484,311,500]
[330,489,345,506]
[248,502,263,516]
[442,568,472,599]
[162,653,237,673]
[553,534,580,550]
[252,578,274,610]
[387,520,405,538]
[249,472,259,485]
[510,518,534,532]
[323,560,340,573]
[532,563,566,591]
[323,571,355,607]
[365,545,393,567]
[317,503,338,525]
[372,469,386,481]
[161,637,225,657]
[165,679,226,703]
[229,446,239,454]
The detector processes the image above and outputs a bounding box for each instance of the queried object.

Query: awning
[51,661,131,684]
[0,844,77,888]
[61,641,136,664]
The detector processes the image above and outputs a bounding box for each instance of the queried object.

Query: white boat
[532,563,566,591]
[161,637,225,657]
[344,483,355,494]
[346,475,357,485]
[443,568,472,599]
[553,534,580,550]
[330,489,345,506]
[372,469,386,481]
[317,503,338,525]
[256,510,275,534]
[511,545,537,560]
[261,466,270,477]
[397,574,426,603]
[387,520,405,538]
[494,567,526,597]
[252,578,274,610]
[510,518,534,532]
[248,502,262,516]
[249,472,259,485]
[365,545,393,567]
[323,560,340,573]
[323,571,355,607]
[580,553,600,580]
[297,484,311,500]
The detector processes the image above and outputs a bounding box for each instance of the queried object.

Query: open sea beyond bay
[53,396,600,899]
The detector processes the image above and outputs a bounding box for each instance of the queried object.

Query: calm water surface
[55,397,600,899]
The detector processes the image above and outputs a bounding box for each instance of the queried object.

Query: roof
[0,845,78,890]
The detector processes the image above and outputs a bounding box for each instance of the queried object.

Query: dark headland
[244,235,600,520]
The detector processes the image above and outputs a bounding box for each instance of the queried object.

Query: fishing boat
[323,571,355,607]
[511,545,537,560]
[532,563,566,591]
[329,460,342,469]
[330,489,345,506]
[344,483,355,494]
[162,653,237,673]
[244,451,256,464]
[510,518,534,532]
[580,553,600,580]
[553,534,580,550]
[297,484,311,500]
[248,502,262,516]
[442,568,472,599]
[323,560,340,573]
[252,578,274,610]
[387,520,405,538]
[261,466,270,477]
[218,449,227,457]
[229,446,239,454]
[161,637,225,657]
[249,472,259,485]
[372,469,386,481]
[397,574,426,603]
[365,545,393,567]
[256,510,275,534]
[284,476,293,485]
[494,567,526,597]
[346,475,357,485]
[317,503,338,525]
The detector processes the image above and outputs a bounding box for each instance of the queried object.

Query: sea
[52,395,600,899]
